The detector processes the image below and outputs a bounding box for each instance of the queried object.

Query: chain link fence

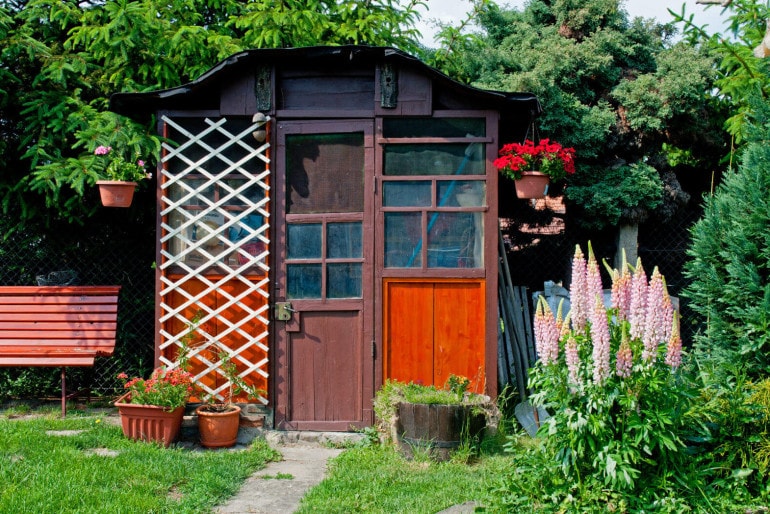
[1,184,703,400]
[0,188,157,401]
[501,195,703,346]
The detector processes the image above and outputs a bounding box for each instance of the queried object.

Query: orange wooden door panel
[384,281,434,386]
[434,282,485,393]
[384,279,485,392]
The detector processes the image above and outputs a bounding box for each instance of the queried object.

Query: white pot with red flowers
[494,139,576,199]
[93,145,151,207]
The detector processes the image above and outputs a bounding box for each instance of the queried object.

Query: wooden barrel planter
[396,402,486,461]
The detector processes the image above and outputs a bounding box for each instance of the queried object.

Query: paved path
[214,444,342,514]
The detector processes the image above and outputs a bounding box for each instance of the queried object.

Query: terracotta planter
[196,404,241,448]
[96,180,137,207]
[114,394,184,447]
[396,402,486,461]
[514,171,550,199]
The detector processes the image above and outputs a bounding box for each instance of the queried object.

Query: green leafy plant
[198,347,266,413]
[93,145,150,182]
[116,367,194,410]
[528,243,693,494]
[493,139,576,181]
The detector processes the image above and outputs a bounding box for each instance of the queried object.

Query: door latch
[274,302,295,321]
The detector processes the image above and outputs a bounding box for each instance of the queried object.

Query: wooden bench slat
[0,293,119,304]
[0,321,116,330]
[0,304,118,314]
[0,331,117,340]
[0,286,120,296]
[0,312,118,322]
[0,357,96,366]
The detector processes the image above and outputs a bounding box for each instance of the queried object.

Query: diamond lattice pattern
[157,116,271,404]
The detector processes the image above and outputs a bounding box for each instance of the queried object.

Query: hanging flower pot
[96,180,138,207]
[514,171,550,199]
[115,393,184,447]
[494,139,576,200]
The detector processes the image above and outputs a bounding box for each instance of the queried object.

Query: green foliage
[0,0,425,230]
[566,162,663,229]
[683,97,770,378]
[0,414,279,513]
[434,0,724,229]
[672,0,770,143]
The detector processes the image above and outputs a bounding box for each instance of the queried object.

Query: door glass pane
[437,180,486,207]
[385,212,422,268]
[383,181,431,207]
[287,264,322,299]
[287,223,321,259]
[327,222,362,259]
[383,143,484,176]
[427,212,483,268]
[328,263,362,298]
[286,132,365,214]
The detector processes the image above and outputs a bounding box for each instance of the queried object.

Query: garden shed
[110,46,540,431]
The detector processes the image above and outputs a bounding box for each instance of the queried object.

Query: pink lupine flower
[590,295,611,384]
[137,160,145,168]
[642,267,666,362]
[616,331,633,378]
[570,245,588,332]
[586,244,604,310]
[565,335,580,387]
[534,297,559,365]
[560,311,572,340]
[629,258,647,340]
[660,282,674,344]
[94,145,112,155]
[611,264,632,321]
[665,311,682,369]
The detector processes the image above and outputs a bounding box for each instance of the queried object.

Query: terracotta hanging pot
[114,394,184,447]
[196,404,241,448]
[514,171,550,199]
[96,180,137,207]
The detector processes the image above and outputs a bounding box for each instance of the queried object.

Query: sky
[416,0,730,45]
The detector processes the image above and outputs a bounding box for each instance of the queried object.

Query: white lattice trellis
[158,115,271,404]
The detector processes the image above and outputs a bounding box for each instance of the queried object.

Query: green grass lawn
[296,443,509,514]
[0,409,279,513]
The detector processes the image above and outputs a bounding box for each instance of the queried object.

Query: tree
[441,0,725,238]
[684,95,770,380]
[0,0,426,232]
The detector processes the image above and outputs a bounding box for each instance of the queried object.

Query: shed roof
[110,45,541,125]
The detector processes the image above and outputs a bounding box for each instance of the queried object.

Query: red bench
[0,286,121,416]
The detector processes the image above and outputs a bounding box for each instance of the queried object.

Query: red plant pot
[115,394,184,447]
[196,405,242,448]
[96,180,137,207]
[514,171,550,199]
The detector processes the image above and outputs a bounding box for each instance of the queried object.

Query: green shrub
[684,96,770,379]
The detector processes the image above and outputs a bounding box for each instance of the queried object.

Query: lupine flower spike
[642,267,666,363]
[665,311,682,370]
[570,245,588,332]
[590,295,611,384]
[534,296,560,365]
[629,258,647,341]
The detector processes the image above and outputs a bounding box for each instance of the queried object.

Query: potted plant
[93,145,152,207]
[373,375,492,461]
[195,346,266,448]
[114,366,194,447]
[493,138,576,199]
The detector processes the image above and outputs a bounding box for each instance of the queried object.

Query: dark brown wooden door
[274,121,374,430]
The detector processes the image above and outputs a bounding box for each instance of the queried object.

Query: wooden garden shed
[110,46,540,431]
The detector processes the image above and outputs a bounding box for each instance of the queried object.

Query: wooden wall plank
[384,281,434,386]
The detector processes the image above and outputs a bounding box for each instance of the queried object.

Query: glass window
[328,263,362,298]
[287,223,322,259]
[382,118,486,138]
[383,143,484,176]
[287,264,322,299]
[286,132,364,214]
[437,180,486,207]
[327,222,362,259]
[426,212,483,268]
[383,181,431,207]
[385,212,422,268]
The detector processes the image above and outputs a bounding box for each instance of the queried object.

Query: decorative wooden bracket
[380,63,398,109]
